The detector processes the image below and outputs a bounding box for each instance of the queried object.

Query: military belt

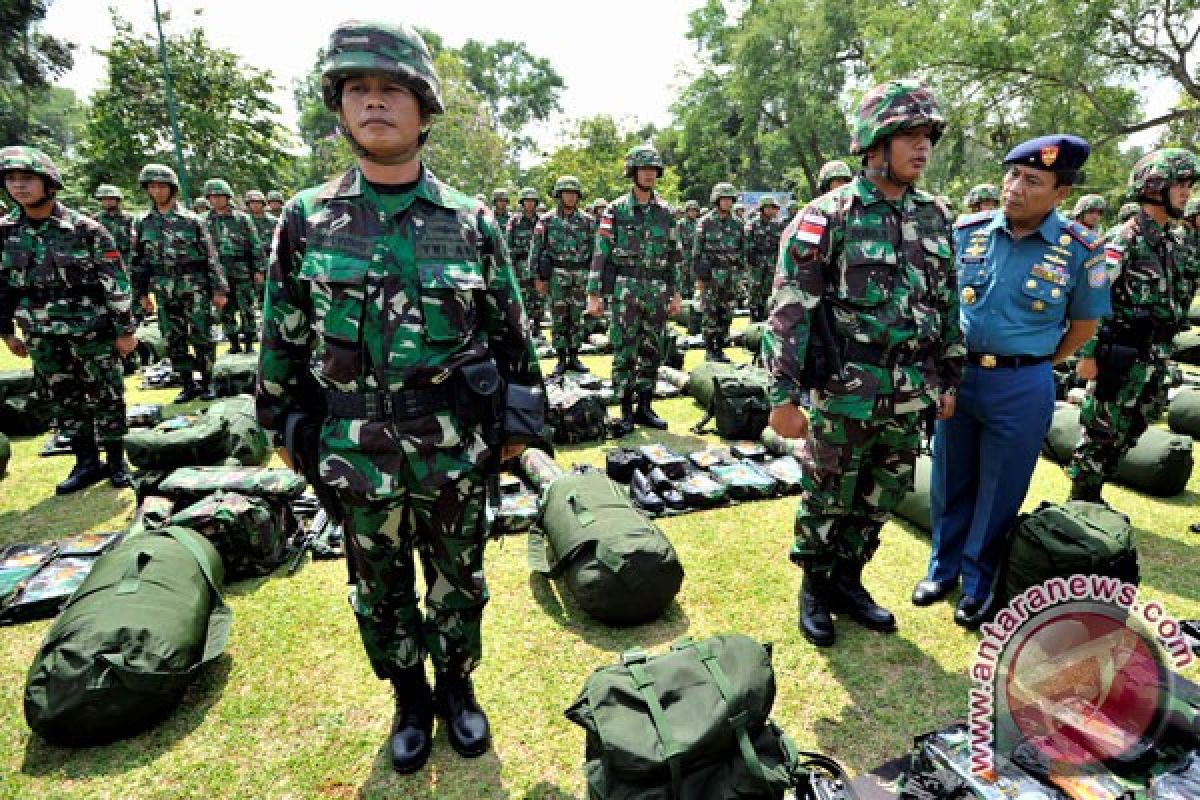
[22,286,104,302]
[966,352,1049,369]
[324,384,455,422]
[616,266,671,279]
[843,341,936,368]
[553,260,590,270]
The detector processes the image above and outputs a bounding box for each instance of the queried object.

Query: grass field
[1,322,1198,800]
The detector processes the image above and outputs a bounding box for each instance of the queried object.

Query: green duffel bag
[212,353,259,397]
[894,454,932,533]
[566,635,804,799]
[529,468,684,625]
[1174,329,1200,366]
[157,466,307,506]
[125,413,230,471]
[0,431,9,479]
[23,526,231,745]
[206,395,269,466]
[692,369,771,440]
[0,368,52,436]
[1043,404,1194,497]
[997,501,1139,610]
[1169,387,1200,438]
[169,491,290,580]
[741,322,767,357]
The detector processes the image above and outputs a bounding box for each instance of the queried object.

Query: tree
[78,11,295,201]
[0,0,74,148]
[456,39,565,154]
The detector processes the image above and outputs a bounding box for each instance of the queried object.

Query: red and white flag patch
[1104,243,1123,270]
[598,210,614,237]
[796,213,827,245]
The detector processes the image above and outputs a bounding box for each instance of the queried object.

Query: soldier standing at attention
[0,147,138,492]
[1066,150,1198,505]
[192,196,210,215]
[764,80,964,647]
[591,197,608,221]
[695,182,745,361]
[491,188,512,232]
[530,175,595,376]
[1071,194,1108,233]
[266,190,284,216]
[256,20,545,774]
[816,160,854,195]
[675,199,701,299]
[245,190,278,265]
[131,163,227,402]
[94,184,135,267]
[507,186,543,338]
[963,184,1000,214]
[745,194,785,322]
[204,178,264,354]
[585,144,682,436]
[917,135,1109,629]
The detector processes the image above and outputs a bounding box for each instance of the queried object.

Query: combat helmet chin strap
[862,137,913,187]
[1139,191,1185,220]
[337,121,431,167]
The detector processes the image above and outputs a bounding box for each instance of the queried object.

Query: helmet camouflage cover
[518,186,539,202]
[0,146,64,190]
[320,20,444,115]
[684,199,700,211]
[552,175,582,197]
[267,190,284,203]
[203,178,233,197]
[193,197,210,210]
[94,184,123,200]
[710,182,738,203]
[1128,148,1200,196]
[492,187,509,201]
[245,189,266,203]
[624,144,664,178]
[817,160,854,192]
[850,79,945,156]
[591,197,607,209]
[1117,202,1139,222]
[965,183,1000,208]
[758,194,779,208]
[1071,194,1107,216]
[138,163,179,188]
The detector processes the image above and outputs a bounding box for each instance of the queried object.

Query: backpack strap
[621,648,684,798]
[688,639,771,793]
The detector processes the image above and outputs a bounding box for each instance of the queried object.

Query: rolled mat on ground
[23,526,231,746]
[1042,403,1194,497]
[124,394,269,471]
[1170,387,1200,438]
[0,369,51,436]
[894,454,932,533]
[1174,329,1200,366]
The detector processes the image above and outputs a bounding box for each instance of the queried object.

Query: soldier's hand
[768,402,808,439]
[3,334,28,359]
[500,442,526,463]
[213,292,228,310]
[140,296,155,314]
[115,334,138,357]
[586,295,604,317]
[668,292,682,318]
[937,392,956,421]
[535,279,548,296]
[1076,357,1098,381]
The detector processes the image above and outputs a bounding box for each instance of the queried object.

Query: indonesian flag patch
[1104,243,1123,270]
[796,213,827,245]
[598,211,614,237]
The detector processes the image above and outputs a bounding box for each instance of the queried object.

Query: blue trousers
[927,362,1055,598]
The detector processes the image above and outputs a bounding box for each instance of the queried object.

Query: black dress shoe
[912,579,957,607]
[647,468,686,511]
[798,572,836,647]
[173,379,201,404]
[630,469,665,514]
[390,667,434,774]
[954,594,991,630]
[828,562,896,633]
[55,455,111,495]
[434,674,491,758]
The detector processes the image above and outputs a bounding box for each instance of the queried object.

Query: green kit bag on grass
[894,454,932,533]
[529,468,683,625]
[157,466,307,506]
[1169,387,1200,438]
[0,369,51,436]
[997,500,1139,610]
[1174,329,1200,366]
[566,634,803,799]
[169,491,290,579]
[206,395,270,466]
[125,413,230,470]
[212,353,259,397]
[692,369,772,441]
[23,526,231,745]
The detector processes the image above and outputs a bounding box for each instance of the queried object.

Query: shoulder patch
[954,209,996,230]
[1066,220,1101,250]
[794,209,828,245]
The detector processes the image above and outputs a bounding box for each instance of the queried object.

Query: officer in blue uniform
[913,135,1111,628]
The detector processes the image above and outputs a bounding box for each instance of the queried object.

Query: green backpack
[1169,388,1200,438]
[547,378,609,445]
[0,369,51,436]
[529,468,684,625]
[168,491,291,580]
[894,454,932,533]
[212,353,259,397]
[125,413,230,471]
[0,431,9,479]
[207,395,270,466]
[157,466,307,505]
[565,635,813,799]
[24,526,231,745]
[692,371,771,440]
[1174,329,1200,366]
[997,501,1139,610]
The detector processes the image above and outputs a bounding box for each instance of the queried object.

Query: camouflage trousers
[609,274,670,399]
[701,267,736,346]
[747,264,774,322]
[791,408,922,574]
[1067,359,1168,491]
[339,471,489,680]
[550,267,588,357]
[515,254,544,336]
[155,284,216,378]
[220,267,259,341]
[28,334,127,447]
[680,258,695,299]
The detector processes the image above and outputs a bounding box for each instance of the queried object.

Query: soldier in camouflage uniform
[1067,149,1200,503]
[192,196,211,214]
[675,199,701,299]
[530,175,595,376]
[266,190,284,216]
[256,21,544,774]
[491,187,512,232]
[764,80,964,647]
[695,182,745,362]
[94,185,135,266]
[745,194,785,322]
[1071,194,1107,233]
[507,186,544,338]
[817,160,854,194]
[591,197,607,220]
[586,144,683,436]
[0,147,138,493]
[1181,197,1200,306]
[203,178,264,353]
[963,183,1000,214]
[245,190,278,264]
[132,164,228,403]
[1116,202,1139,225]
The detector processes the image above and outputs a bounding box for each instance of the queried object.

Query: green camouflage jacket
[205,208,265,279]
[0,202,135,338]
[132,204,227,297]
[764,175,964,418]
[493,209,512,233]
[256,165,543,495]
[96,208,135,265]
[250,212,278,263]
[693,210,745,281]
[529,208,595,281]
[506,212,539,259]
[744,214,785,272]
[586,191,682,294]
[675,216,699,263]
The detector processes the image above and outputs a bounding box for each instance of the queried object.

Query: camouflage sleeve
[256,200,320,440]
[763,206,834,405]
[245,215,265,278]
[529,216,550,282]
[0,234,14,336]
[477,212,543,392]
[198,218,229,294]
[692,218,710,281]
[130,217,150,299]
[586,207,614,295]
[87,220,136,334]
[667,215,682,290]
[936,224,964,390]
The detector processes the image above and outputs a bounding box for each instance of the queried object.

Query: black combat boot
[227,332,242,354]
[610,392,635,438]
[633,391,668,430]
[1068,481,1105,504]
[56,439,111,495]
[389,665,435,774]
[798,571,836,647]
[173,375,201,404]
[434,671,491,758]
[106,443,132,489]
[711,335,730,363]
[199,373,218,402]
[552,353,568,376]
[828,561,897,633]
[566,351,588,372]
[243,335,255,354]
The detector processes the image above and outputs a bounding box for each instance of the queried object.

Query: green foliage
[457,39,565,155]
[0,0,74,150]
[78,12,296,202]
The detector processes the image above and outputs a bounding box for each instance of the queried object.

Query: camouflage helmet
[94,184,124,200]
[733,202,745,214]
[202,178,233,197]
[1117,202,1139,223]
[0,146,64,190]
[266,190,284,203]
[320,20,444,115]
[138,163,179,188]
[709,182,738,203]
[491,187,509,201]
[758,194,779,209]
[192,197,211,211]
[1186,197,1200,219]
[552,175,582,197]
[817,160,854,192]
[591,197,607,210]
[518,186,539,202]
[245,189,266,203]
[1128,148,1200,196]
[1071,194,1107,217]
[684,199,700,211]
[850,79,945,156]
[965,183,1000,208]
[624,144,664,178]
